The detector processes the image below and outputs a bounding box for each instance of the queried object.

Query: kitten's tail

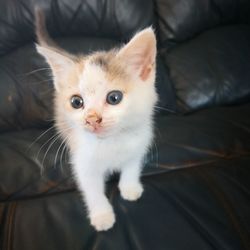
[34,7,57,48]
[34,7,76,59]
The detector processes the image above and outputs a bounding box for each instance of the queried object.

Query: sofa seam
[3,202,17,250]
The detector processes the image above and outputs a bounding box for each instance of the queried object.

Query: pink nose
[85,112,102,126]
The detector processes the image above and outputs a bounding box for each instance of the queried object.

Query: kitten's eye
[71,95,84,109]
[106,91,123,105]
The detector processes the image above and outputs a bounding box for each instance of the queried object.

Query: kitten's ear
[36,44,75,84]
[34,8,75,91]
[117,27,156,81]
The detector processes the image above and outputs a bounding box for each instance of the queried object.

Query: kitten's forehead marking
[79,53,130,96]
[90,52,128,81]
[92,56,108,70]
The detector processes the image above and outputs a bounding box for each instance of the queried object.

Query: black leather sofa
[1,0,250,249]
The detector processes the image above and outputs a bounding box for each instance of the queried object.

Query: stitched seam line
[6,202,17,250]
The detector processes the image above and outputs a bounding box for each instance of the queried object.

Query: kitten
[35,11,157,231]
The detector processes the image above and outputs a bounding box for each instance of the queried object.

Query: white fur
[71,120,153,230]
[36,27,157,231]
[68,61,157,231]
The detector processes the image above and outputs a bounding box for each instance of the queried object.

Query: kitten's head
[35,14,157,137]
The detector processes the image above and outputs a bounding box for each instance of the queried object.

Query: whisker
[41,134,62,167]
[146,145,151,164]
[54,135,69,169]
[44,118,56,122]
[40,126,73,168]
[153,140,159,168]
[21,67,51,76]
[27,78,54,85]
[59,133,74,171]
[36,132,60,161]
[60,141,69,170]
[64,146,70,164]
[20,67,64,77]
[33,157,46,176]
[27,126,55,152]
[154,106,176,114]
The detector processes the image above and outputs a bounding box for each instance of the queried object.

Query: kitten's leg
[119,157,144,201]
[76,169,115,231]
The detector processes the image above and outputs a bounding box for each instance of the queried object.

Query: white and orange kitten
[35,13,157,231]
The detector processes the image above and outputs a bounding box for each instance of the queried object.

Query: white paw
[120,183,144,201]
[90,210,115,231]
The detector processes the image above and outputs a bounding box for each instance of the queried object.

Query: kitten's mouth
[84,124,106,135]
[83,119,116,137]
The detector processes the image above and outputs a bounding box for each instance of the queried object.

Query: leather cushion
[155,0,250,48]
[1,157,250,249]
[162,25,250,111]
[150,104,250,173]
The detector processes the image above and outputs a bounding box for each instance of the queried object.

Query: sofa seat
[1,104,250,249]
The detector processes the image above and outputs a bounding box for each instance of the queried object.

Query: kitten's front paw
[120,183,143,201]
[90,210,115,231]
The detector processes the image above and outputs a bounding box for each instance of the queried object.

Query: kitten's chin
[83,126,114,138]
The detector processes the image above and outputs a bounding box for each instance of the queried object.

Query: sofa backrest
[155,0,250,111]
[0,0,154,56]
[0,0,250,132]
[156,0,250,47]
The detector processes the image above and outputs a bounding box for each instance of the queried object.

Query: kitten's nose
[85,111,102,126]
